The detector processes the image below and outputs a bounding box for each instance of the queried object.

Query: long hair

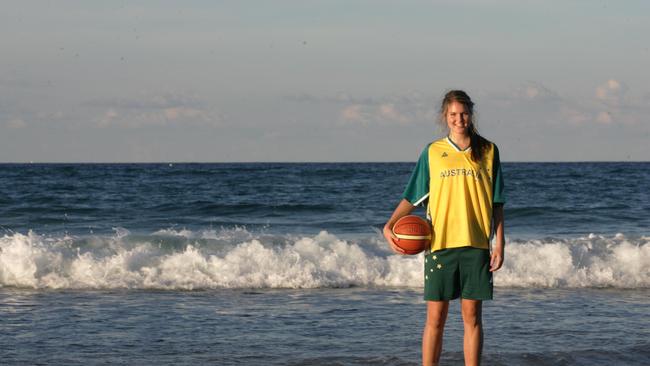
[439,90,489,162]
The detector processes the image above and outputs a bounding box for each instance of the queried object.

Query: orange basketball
[392,215,431,255]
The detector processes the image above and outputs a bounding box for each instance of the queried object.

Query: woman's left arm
[490,203,505,272]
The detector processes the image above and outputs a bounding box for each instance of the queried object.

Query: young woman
[383,90,505,366]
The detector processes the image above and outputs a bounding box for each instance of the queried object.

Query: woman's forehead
[446,101,469,113]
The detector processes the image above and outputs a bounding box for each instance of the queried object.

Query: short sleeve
[492,145,506,204]
[402,144,430,207]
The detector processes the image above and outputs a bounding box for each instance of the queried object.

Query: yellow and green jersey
[402,137,505,252]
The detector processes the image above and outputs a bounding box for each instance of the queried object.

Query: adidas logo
[441,152,448,158]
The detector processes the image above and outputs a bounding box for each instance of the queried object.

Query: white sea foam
[0,230,648,290]
[152,226,256,241]
[498,234,650,288]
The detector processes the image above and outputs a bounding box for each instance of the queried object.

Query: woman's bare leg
[461,299,483,366]
[422,300,449,366]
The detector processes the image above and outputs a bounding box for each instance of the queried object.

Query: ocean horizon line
[0,160,649,165]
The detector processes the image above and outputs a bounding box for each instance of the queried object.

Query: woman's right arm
[383,198,416,255]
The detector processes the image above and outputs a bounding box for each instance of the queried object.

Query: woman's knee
[461,300,482,326]
[425,301,449,330]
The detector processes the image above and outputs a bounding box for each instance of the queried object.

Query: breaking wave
[1,228,648,290]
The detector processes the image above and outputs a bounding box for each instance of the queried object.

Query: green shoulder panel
[402,143,431,206]
[492,144,506,204]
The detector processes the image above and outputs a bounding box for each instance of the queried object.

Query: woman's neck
[448,133,470,150]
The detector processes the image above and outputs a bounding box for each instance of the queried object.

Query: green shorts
[424,246,493,301]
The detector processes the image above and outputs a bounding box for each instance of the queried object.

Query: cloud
[285,92,374,105]
[378,103,409,124]
[88,91,221,128]
[5,118,27,129]
[288,90,433,107]
[340,104,366,124]
[484,81,649,127]
[596,111,613,124]
[297,91,437,126]
[0,77,53,89]
[339,102,411,125]
[0,88,222,131]
[591,79,647,126]
[560,106,590,126]
[595,79,628,105]
[98,109,119,128]
[86,91,205,110]
[513,81,560,101]
[486,81,561,108]
[339,100,428,126]
[294,82,647,131]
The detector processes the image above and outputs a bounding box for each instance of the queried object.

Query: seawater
[0,163,649,365]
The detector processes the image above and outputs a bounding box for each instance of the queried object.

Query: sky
[1,0,649,162]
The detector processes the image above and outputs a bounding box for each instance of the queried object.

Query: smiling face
[445,101,471,136]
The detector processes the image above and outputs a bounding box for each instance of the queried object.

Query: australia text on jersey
[439,167,487,180]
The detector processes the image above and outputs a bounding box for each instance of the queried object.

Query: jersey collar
[446,136,472,152]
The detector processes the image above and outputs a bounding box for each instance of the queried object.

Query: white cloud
[378,103,409,124]
[5,118,27,129]
[340,102,418,126]
[596,111,613,124]
[340,104,366,124]
[335,82,648,131]
[560,106,590,126]
[164,107,205,120]
[589,79,649,126]
[484,81,650,127]
[513,81,560,101]
[332,91,437,126]
[89,91,221,128]
[595,79,628,105]
[340,104,372,125]
[98,109,119,128]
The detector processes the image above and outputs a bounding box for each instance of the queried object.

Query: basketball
[392,215,431,255]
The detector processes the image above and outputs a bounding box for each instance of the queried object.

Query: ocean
[1,162,648,365]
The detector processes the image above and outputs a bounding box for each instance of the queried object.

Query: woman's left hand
[490,245,504,272]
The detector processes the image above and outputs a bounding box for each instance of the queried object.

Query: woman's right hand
[383,199,416,255]
[383,223,406,255]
